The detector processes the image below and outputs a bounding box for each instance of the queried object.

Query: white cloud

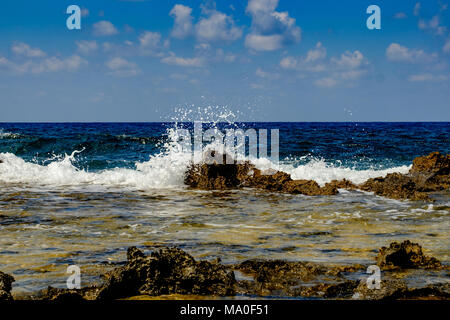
[161,53,204,67]
[11,42,46,58]
[245,0,301,51]
[255,67,279,79]
[170,4,194,39]
[169,4,241,43]
[280,43,368,87]
[105,57,140,76]
[419,15,446,35]
[196,11,242,42]
[414,2,421,16]
[314,77,337,88]
[280,42,327,71]
[93,21,118,36]
[0,55,87,74]
[386,43,437,63]
[444,39,450,53]
[332,50,364,69]
[408,73,448,82]
[75,40,98,55]
[139,31,162,48]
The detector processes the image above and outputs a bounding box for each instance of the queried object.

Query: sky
[0,0,450,122]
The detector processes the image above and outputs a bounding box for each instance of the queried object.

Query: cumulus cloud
[75,40,99,55]
[169,4,242,43]
[444,39,450,53]
[386,43,437,63]
[280,42,327,71]
[139,31,162,48]
[332,50,365,69]
[196,10,242,42]
[280,43,368,87]
[314,77,337,88]
[105,57,140,76]
[170,4,194,39]
[245,0,301,51]
[408,73,448,82]
[0,54,87,74]
[161,53,204,67]
[414,2,421,16]
[11,42,46,58]
[419,15,447,35]
[93,21,118,36]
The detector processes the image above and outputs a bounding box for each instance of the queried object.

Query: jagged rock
[353,279,408,300]
[185,158,338,195]
[360,173,430,201]
[326,179,358,190]
[185,151,448,200]
[376,240,442,270]
[95,247,236,300]
[410,152,450,176]
[283,179,337,195]
[353,280,450,300]
[0,271,14,300]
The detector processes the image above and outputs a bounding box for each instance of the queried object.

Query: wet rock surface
[22,240,448,301]
[376,240,443,270]
[0,271,15,300]
[184,152,449,201]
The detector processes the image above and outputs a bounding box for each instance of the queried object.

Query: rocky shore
[1,240,448,301]
[185,151,450,200]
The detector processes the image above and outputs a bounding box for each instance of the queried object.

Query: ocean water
[0,122,449,295]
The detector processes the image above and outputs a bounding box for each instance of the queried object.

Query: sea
[0,122,449,295]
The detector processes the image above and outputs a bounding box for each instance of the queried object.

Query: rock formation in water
[0,271,14,300]
[184,152,450,201]
[32,240,448,301]
[376,240,443,270]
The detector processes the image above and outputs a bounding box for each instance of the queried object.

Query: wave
[0,130,410,190]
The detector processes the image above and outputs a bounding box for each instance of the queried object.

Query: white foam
[0,125,412,190]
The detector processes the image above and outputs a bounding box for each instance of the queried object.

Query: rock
[283,179,337,196]
[326,179,358,190]
[376,240,442,270]
[410,152,450,176]
[360,173,430,201]
[95,247,236,300]
[353,280,450,300]
[0,271,15,300]
[185,157,338,195]
[353,279,408,300]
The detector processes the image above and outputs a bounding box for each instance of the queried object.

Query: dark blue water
[0,122,449,170]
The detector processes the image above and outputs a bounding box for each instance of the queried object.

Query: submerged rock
[95,247,236,300]
[376,240,443,270]
[0,271,14,300]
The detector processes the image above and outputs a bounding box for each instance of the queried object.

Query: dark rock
[283,179,337,195]
[326,179,358,190]
[353,280,450,300]
[360,173,430,201]
[376,240,442,270]
[96,247,236,300]
[410,152,450,176]
[0,271,14,300]
[353,279,408,300]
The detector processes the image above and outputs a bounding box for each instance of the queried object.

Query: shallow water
[1,184,448,295]
[0,122,449,296]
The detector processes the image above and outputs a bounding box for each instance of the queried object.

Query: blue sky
[0,0,449,121]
